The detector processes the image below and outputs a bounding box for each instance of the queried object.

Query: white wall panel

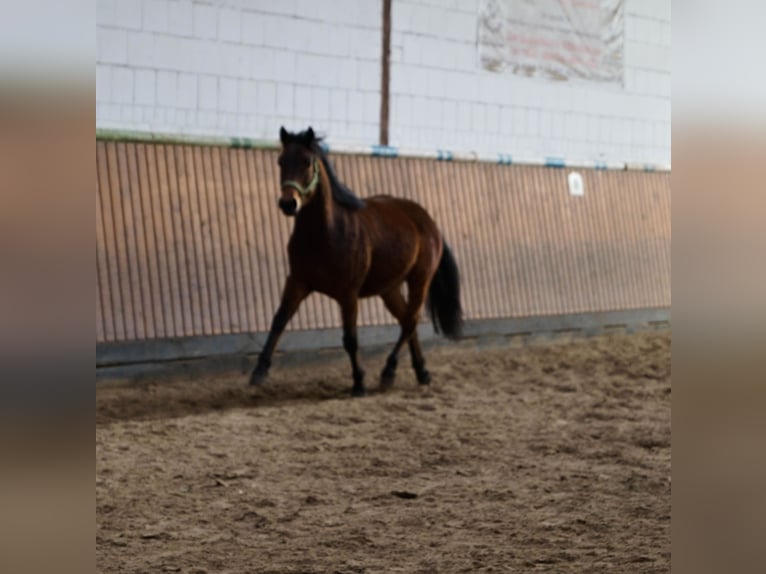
[96,0,670,164]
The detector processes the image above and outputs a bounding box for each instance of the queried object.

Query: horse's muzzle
[278,197,298,216]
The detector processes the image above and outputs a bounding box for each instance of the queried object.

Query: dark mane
[283,127,365,210]
[311,141,365,210]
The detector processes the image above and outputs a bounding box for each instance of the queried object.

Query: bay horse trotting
[249,127,462,396]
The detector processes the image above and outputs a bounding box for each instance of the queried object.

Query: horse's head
[277,126,321,216]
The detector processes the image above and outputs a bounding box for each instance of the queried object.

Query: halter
[281,158,320,198]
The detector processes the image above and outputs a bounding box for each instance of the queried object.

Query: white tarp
[478,0,624,85]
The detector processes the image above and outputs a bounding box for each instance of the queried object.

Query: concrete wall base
[97,308,670,385]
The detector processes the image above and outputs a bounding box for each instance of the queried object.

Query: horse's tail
[427,241,463,340]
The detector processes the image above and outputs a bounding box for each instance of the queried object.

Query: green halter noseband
[281,158,320,198]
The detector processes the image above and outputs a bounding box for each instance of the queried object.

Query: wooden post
[379,0,392,146]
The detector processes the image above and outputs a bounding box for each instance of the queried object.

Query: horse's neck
[296,177,336,237]
[315,163,337,231]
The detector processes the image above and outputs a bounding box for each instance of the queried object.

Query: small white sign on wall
[568,171,584,196]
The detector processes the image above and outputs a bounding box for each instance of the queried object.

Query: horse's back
[364,195,439,234]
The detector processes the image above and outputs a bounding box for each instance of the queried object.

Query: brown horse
[249,127,462,396]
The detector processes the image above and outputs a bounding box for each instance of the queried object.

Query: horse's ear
[279,126,288,144]
[306,127,315,141]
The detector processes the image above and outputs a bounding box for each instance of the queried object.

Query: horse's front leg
[340,296,366,397]
[249,276,309,386]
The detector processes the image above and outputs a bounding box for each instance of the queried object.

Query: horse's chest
[287,232,368,291]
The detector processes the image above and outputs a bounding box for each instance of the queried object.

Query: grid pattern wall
[388,0,671,164]
[96,142,670,343]
[96,0,383,146]
[96,0,671,165]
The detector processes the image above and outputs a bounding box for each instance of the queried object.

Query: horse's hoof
[379,374,395,391]
[351,385,367,397]
[249,371,268,386]
[417,370,432,385]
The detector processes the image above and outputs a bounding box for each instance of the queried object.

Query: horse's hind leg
[408,335,431,385]
[380,288,407,387]
[380,284,430,387]
[249,277,309,386]
[340,296,366,397]
[404,277,433,385]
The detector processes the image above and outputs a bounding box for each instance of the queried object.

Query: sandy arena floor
[96,331,670,573]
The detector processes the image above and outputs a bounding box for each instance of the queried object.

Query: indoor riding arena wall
[96,140,670,368]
